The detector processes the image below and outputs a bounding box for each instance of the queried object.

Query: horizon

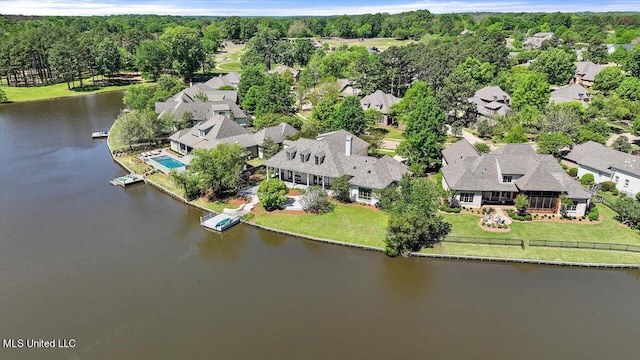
[2,0,640,17]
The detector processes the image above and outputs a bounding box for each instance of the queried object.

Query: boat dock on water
[92,130,109,138]
[110,173,144,187]
[200,212,241,232]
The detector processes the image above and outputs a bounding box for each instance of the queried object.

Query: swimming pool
[150,155,185,169]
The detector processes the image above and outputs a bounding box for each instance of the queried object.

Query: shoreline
[0,81,155,104]
[106,121,640,269]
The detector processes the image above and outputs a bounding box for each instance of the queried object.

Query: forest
[1,11,639,88]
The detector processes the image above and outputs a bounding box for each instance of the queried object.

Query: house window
[286,170,293,180]
[567,202,577,211]
[624,179,629,188]
[314,156,320,165]
[286,151,296,160]
[459,193,474,203]
[358,187,372,201]
[502,175,512,183]
[615,176,619,183]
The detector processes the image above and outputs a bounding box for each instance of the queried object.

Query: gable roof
[204,72,241,89]
[264,131,408,189]
[169,115,256,150]
[360,90,400,115]
[253,123,299,146]
[565,141,640,177]
[474,86,511,103]
[442,143,591,199]
[550,84,591,106]
[267,65,299,78]
[442,139,481,166]
[157,98,246,122]
[574,61,603,82]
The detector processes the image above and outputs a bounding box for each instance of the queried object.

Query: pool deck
[143,150,187,174]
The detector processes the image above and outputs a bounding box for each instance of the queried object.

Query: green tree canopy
[332,96,372,136]
[400,96,447,174]
[593,66,625,95]
[257,178,288,211]
[188,143,247,197]
[123,84,153,111]
[537,133,572,157]
[624,45,640,78]
[237,64,267,102]
[616,77,640,101]
[530,48,576,85]
[135,40,167,81]
[160,26,205,82]
[511,72,550,111]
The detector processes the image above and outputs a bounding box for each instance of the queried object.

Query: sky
[1,0,639,17]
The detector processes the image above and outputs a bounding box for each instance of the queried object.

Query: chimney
[345,135,353,156]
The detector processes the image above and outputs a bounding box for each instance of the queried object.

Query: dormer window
[198,129,205,138]
[286,150,296,160]
[300,153,310,163]
[503,175,512,183]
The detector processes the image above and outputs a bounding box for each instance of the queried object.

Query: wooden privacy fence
[529,239,640,253]
[444,236,524,249]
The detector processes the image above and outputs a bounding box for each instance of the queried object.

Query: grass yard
[322,37,416,51]
[0,80,155,103]
[378,126,404,141]
[191,198,234,213]
[252,203,388,248]
[443,205,639,245]
[113,154,151,174]
[146,172,185,198]
[423,243,640,265]
[215,42,245,73]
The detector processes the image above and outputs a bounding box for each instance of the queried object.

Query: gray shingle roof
[316,129,370,155]
[169,115,256,150]
[157,98,246,122]
[204,72,241,89]
[442,143,591,198]
[565,141,640,177]
[264,131,408,189]
[474,86,511,103]
[442,139,480,166]
[574,61,603,82]
[253,123,299,146]
[360,90,400,115]
[550,84,591,106]
[267,65,300,78]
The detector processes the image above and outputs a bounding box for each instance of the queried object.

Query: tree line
[2,11,640,87]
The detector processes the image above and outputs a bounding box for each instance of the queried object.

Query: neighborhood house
[264,130,409,205]
[441,140,592,216]
[468,86,511,119]
[564,141,640,196]
[570,61,603,88]
[360,90,400,126]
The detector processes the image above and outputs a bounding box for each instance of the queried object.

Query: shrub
[300,186,334,214]
[612,188,619,196]
[439,204,461,213]
[588,207,599,221]
[257,178,288,211]
[331,175,351,203]
[506,210,532,221]
[600,181,616,192]
[636,193,640,202]
[580,173,595,185]
[568,168,578,177]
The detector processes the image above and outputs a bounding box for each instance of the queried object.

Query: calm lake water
[0,92,639,360]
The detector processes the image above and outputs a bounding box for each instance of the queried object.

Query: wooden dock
[200,212,240,232]
[92,130,109,138]
[110,173,144,187]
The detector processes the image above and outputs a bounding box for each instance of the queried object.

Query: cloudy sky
[1,0,639,16]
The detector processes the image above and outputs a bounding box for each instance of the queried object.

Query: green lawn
[378,126,404,141]
[215,43,245,73]
[113,154,151,174]
[443,205,639,245]
[423,243,640,265]
[191,198,234,213]
[146,172,185,198]
[322,37,416,51]
[252,204,388,247]
[1,81,155,103]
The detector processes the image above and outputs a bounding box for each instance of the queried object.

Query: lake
[0,92,638,360]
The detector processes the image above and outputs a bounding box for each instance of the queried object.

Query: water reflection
[381,256,434,300]
[624,269,640,282]
[195,226,248,263]
[256,226,287,247]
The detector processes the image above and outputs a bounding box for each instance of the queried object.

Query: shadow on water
[256,226,288,247]
[380,256,435,300]
[624,269,640,282]
[194,225,248,263]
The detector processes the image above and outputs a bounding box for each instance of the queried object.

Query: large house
[203,72,241,89]
[338,78,361,97]
[155,79,247,125]
[169,115,258,158]
[360,90,400,126]
[253,123,299,159]
[564,141,640,196]
[570,61,603,88]
[264,130,409,205]
[441,140,592,216]
[549,84,592,106]
[523,32,554,50]
[468,86,511,119]
[267,65,300,82]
